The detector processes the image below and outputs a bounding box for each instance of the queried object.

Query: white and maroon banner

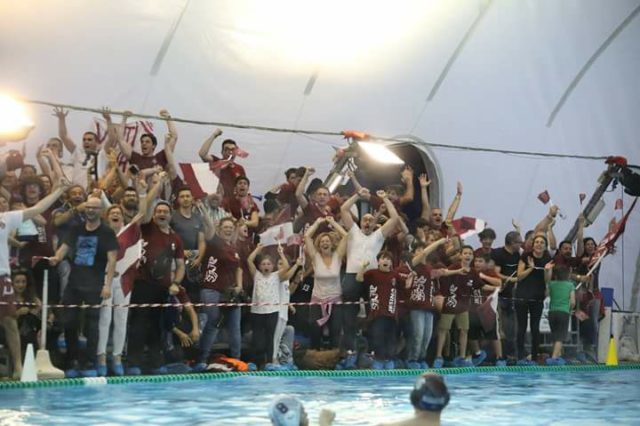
[179,162,220,199]
[259,222,301,247]
[452,216,486,240]
[116,222,142,296]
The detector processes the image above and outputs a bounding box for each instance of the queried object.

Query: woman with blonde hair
[304,216,347,349]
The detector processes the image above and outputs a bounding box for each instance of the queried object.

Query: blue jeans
[198,289,241,363]
[407,310,434,361]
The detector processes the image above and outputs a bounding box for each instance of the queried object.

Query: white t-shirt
[278,280,290,321]
[0,210,23,275]
[345,224,385,274]
[251,271,280,315]
[64,149,108,189]
[312,252,342,300]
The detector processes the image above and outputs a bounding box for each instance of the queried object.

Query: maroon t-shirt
[201,236,241,292]
[300,202,335,235]
[395,263,412,317]
[469,269,499,312]
[277,182,298,213]
[364,269,401,320]
[382,234,404,268]
[208,156,246,198]
[222,196,259,221]
[130,150,168,170]
[235,238,255,293]
[137,221,184,288]
[407,263,440,311]
[553,253,581,270]
[439,266,484,314]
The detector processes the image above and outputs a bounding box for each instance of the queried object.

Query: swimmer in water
[268,395,335,426]
[379,372,450,426]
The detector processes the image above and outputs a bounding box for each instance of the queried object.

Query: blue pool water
[1,370,639,425]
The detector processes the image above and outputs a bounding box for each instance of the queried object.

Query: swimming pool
[1,367,639,425]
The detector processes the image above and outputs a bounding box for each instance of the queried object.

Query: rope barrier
[1,293,582,310]
[24,98,610,161]
[0,364,638,390]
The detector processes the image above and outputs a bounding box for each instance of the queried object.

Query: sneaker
[495,358,507,367]
[79,367,98,378]
[151,366,168,375]
[372,359,385,370]
[247,363,258,372]
[191,363,208,373]
[335,358,347,370]
[111,363,125,376]
[433,357,444,369]
[407,360,421,370]
[126,366,142,376]
[383,360,395,370]
[264,363,283,371]
[96,364,108,377]
[343,352,358,370]
[545,357,558,366]
[454,357,473,367]
[65,368,80,379]
[419,361,429,369]
[555,357,567,366]
[517,358,536,366]
[472,350,487,366]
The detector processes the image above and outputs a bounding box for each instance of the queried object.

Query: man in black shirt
[491,231,523,359]
[50,196,118,377]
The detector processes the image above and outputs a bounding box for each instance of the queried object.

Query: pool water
[0,370,638,425]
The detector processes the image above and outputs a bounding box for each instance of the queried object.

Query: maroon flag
[588,198,637,268]
[116,223,142,296]
[451,216,485,239]
[579,193,586,205]
[233,147,249,159]
[537,190,551,205]
[615,199,623,210]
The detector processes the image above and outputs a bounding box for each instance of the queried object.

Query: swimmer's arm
[318,408,336,426]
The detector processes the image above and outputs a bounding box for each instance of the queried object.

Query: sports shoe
[79,367,98,378]
[334,358,346,370]
[517,358,537,366]
[343,352,358,370]
[96,364,108,377]
[419,361,429,369]
[372,359,385,370]
[454,357,473,367]
[247,363,258,371]
[126,366,142,376]
[191,363,208,373]
[433,357,444,368]
[151,366,168,375]
[472,350,487,366]
[407,360,421,369]
[111,363,125,376]
[495,358,507,367]
[65,368,80,379]
[545,357,557,366]
[383,360,395,370]
[264,363,283,371]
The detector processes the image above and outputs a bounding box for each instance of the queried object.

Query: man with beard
[337,189,399,369]
[119,186,140,224]
[127,185,185,375]
[49,196,118,377]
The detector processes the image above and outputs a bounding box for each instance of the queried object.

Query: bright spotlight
[0,94,34,141]
[358,141,404,165]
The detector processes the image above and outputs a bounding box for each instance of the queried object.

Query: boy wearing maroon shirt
[198,129,247,198]
[433,246,495,368]
[127,200,185,375]
[117,109,176,172]
[406,238,450,369]
[357,251,406,370]
[222,176,260,236]
[468,253,504,366]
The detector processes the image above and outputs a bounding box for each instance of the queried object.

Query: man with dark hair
[491,230,523,359]
[380,373,450,426]
[53,107,103,187]
[295,167,336,233]
[116,108,176,172]
[419,176,462,236]
[49,196,118,377]
[170,187,206,303]
[198,128,247,197]
[120,186,140,224]
[475,228,496,256]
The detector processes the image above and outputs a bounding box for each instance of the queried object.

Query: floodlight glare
[358,141,404,165]
[0,94,34,141]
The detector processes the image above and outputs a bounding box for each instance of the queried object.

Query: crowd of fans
[0,108,604,379]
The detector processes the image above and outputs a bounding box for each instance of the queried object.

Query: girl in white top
[304,216,348,348]
[247,244,298,368]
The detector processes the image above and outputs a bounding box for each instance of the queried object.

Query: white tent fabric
[1,0,638,309]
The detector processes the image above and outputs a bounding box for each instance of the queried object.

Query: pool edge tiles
[1,364,639,390]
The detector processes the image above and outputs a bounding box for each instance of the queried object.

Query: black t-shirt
[290,275,314,304]
[64,222,119,289]
[516,251,552,301]
[491,247,520,298]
